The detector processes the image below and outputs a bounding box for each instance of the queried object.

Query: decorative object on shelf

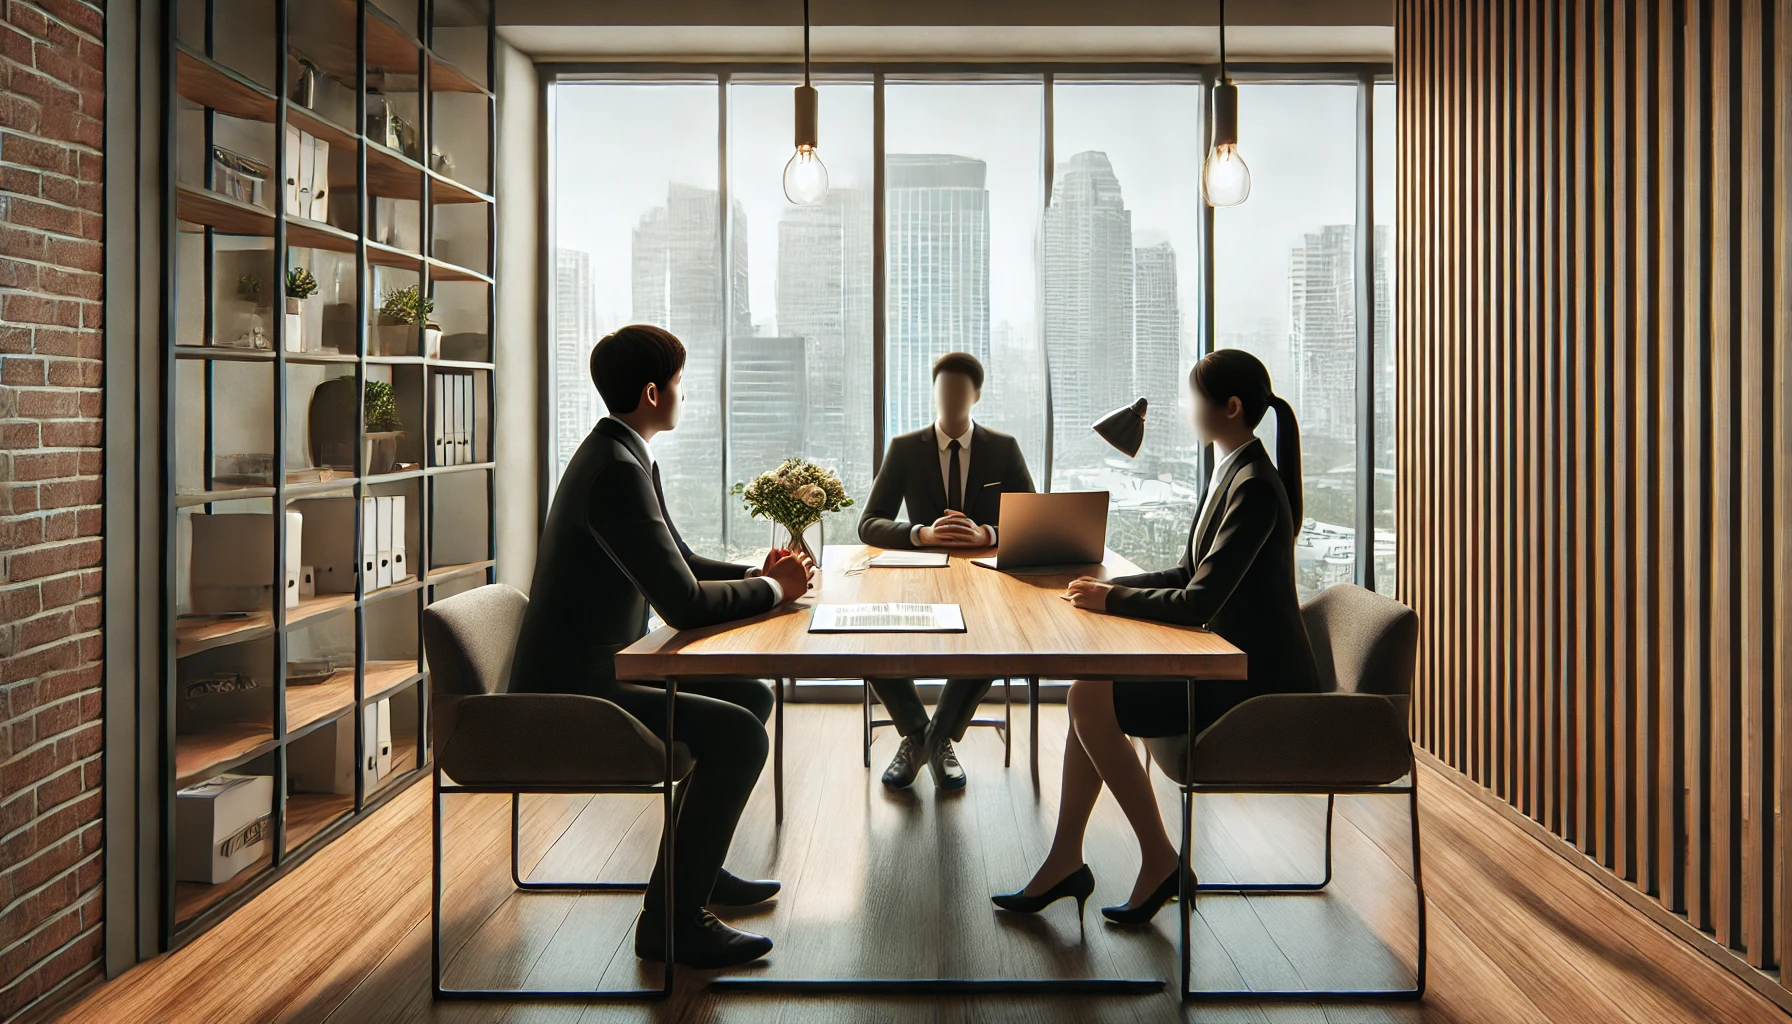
[428,145,454,178]
[422,320,443,359]
[211,145,270,208]
[181,672,261,701]
[175,773,274,884]
[289,52,320,108]
[308,376,360,470]
[783,0,827,205]
[283,127,330,222]
[213,451,275,487]
[366,89,419,159]
[731,458,852,569]
[1202,0,1251,207]
[222,274,270,350]
[285,658,338,686]
[376,285,433,356]
[284,265,319,353]
[364,379,404,475]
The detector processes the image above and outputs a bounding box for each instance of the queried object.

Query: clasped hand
[918,510,991,548]
[1062,576,1113,611]
[761,547,817,603]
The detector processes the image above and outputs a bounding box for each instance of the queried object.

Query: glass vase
[774,518,824,574]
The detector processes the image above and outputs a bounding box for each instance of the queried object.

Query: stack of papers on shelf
[809,603,966,633]
[867,551,951,568]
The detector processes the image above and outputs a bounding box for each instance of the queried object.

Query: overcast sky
[554,79,1389,355]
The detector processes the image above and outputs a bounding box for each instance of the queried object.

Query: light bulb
[783,145,828,206]
[1202,142,1251,207]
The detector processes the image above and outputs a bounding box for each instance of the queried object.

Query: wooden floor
[53,705,1788,1023]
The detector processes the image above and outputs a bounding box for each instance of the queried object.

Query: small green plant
[379,284,434,326]
[237,273,264,306]
[364,380,402,433]
[286,265,318,299]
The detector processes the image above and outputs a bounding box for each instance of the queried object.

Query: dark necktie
[946,439,963,512]
[650,461,670,517]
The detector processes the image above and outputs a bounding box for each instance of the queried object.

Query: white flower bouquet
[731,458,853,564]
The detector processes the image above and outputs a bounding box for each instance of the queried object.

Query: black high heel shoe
[1100,865,1193,925]
[992,864,1095,916]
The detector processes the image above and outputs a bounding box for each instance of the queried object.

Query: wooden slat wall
[1396,0,1792,981]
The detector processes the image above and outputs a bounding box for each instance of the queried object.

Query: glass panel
[1049,82,1205,570]
[1213,84,1359,598]
[550,82,723,550]
[723,80,876,560]
[1373,81,1397,595]
[883,82,1046,477]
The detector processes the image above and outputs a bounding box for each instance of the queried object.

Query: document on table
[867,551,950,568]
[809,603,967,633]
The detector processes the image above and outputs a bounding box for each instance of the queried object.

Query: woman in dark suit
[993,349,1321,923]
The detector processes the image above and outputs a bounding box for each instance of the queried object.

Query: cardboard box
[175,774,273,884]
[288,715,355,796]
[190,511,303,613]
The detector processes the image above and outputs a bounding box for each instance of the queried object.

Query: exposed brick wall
[0,1,105,1020]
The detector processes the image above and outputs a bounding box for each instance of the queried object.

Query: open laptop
[970,491,1110,574]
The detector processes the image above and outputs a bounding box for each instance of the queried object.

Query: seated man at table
[858,351,1036,791]
[510,324,814,969]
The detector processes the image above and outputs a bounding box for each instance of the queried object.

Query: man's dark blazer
[1106,437,1321,705]
[510,417,777,696]
[858,423,1036,549]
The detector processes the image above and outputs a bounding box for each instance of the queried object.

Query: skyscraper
[884,154,990,442]
[777,187,874,514]
[1043,151,1135,479]
[726,335,808,547]
[552,248,600,478]
[631,182,748,552]
[1132,239,1181,468]
[1287,224,1359,442]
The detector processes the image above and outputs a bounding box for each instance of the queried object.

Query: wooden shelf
[284,101,358,153]
[285,590,357,632]
[175,724,278,789]
[174,849,272,927]
[173,345,277,363]
[284,350,360,365]
[426,461,493,477]
[176,185,274,236]
[367,240,424,272]
[363,662,421,705]
[175,45,276,121]
[176,484,278,508]
[429,358,493,371]
[283,793,353,853]
[426,168,490,205]
[285,669,355,734]
[364,576,422,605]
[426,256,491,284]
[429,51,489,96]
[175,611,273,659]
[367,141,426,200]
[283,473,360,500]
[426,559,493,585]
[288,214,358,253]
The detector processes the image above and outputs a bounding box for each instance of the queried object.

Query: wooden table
[614,543,1247,996]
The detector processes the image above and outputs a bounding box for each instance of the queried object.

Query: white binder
[283,125,304,213]
[360,496,378,587]
[361,704,381,789]
[461,373,475,464]
[375,495,395,589]
[449,372,465,465]
[432,373,448,466]
[375,699,393,777]
[305,135,329,221]
[389,495,407,583]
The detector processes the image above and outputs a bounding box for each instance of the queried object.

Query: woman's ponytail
[1267,394,1303,526]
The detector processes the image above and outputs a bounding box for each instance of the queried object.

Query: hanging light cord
[803,0,812,87]
[1217,0,1227,79]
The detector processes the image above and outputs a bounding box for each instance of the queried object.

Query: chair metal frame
[432,683,682,1001]
[1172,706,1427,1002]
[859,677,1016,767]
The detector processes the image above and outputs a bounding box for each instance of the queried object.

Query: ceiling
[497,0,1395,63]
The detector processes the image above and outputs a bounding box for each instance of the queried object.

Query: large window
[550,71,1393,589]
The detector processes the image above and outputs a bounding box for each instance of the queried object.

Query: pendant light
[783,0,828,206]
[1202,0,1251,207]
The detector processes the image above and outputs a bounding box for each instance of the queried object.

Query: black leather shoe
[1100,866,1194,926]
[709,869,781,908]
[928,736,967,791]
[992,864,1094,916]
[882,736,923,789]
[634,909,774,968]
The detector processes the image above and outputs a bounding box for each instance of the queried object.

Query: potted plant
[731,459,854,576]
[376,284,434,356]
[284,265,319,353]
[362,379,404,475]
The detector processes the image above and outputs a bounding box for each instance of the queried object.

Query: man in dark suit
[511,324,813,969]
[858,352,1036,790]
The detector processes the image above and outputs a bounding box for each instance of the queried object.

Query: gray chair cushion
[439,693,694,786]
[1303,584,1419,701]
[423,583,529,696]
[1146,693,1414,786]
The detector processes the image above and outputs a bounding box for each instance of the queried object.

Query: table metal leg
[774,678,786,823]
[1028,676,1040,775]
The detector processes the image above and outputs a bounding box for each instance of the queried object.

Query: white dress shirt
[911,419,996,546]
[614,418,782,603]
[1189,440,1255,564]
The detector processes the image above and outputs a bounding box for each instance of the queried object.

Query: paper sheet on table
[808,603,967,633]
[867,551,950,568]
